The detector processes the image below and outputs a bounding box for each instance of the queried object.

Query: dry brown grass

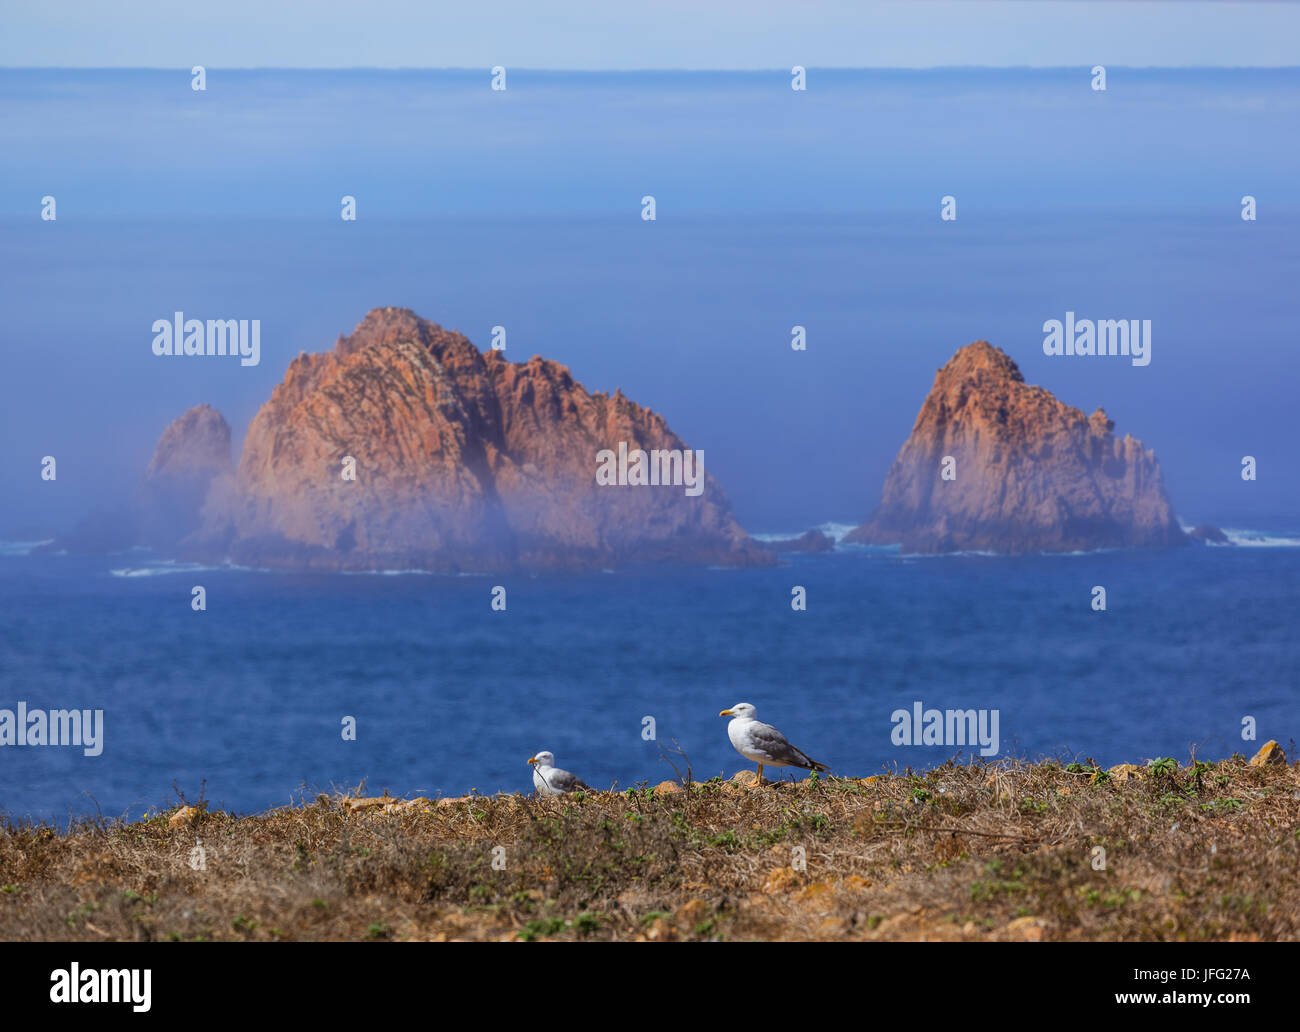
[2,754,1297,941]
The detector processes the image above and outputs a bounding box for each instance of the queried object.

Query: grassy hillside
[2,750,1296,941]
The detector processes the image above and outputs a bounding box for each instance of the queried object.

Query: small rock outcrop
[1248,741,1287,767]
[755,529,835,554]
[140,405,232,548]
[846,342,1188,554]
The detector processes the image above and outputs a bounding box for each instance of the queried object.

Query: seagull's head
[527,751,555,768]
[719,703,756,719]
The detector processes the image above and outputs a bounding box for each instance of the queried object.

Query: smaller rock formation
[1187,524,1231,545]
[139,405,232,548]
[847,342,1188,554]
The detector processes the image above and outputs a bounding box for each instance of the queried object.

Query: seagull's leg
[755,763,764,784]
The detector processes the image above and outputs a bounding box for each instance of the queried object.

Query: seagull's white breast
[728,717,791,767]
[533,765,561,796]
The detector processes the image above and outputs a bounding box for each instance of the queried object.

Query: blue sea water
[1,537,1297,822]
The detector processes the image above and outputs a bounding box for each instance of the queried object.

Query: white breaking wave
[815,521,859,543]
[1220,528,1300,548]
[778,521,1300,554]
[750,521,858,544]
[1179,521,1300,547]
[109,560,266,578]
[339,568,435,576]
[0,539,54,556]
[749,532,792,542]
[110,562,221,578]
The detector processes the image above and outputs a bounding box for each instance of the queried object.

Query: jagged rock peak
[334,306,473,361]
[941,340,1026,384]
[1088,407,1115,435]
[846,341,1187,554]
[145,404,231,479]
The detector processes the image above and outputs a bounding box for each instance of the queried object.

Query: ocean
[1,532,1296,821]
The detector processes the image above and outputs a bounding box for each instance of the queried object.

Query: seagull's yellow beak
[527,756,539,765]
[719,709,734,717]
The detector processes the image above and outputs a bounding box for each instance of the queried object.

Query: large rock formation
[180,307,770,572]
[846,342,1188,554]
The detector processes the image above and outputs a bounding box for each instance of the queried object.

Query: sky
[3,67,1298,218]
[3,1,1300,70]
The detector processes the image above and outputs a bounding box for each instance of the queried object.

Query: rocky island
[847,342,1189,554]
[151,307,772,573]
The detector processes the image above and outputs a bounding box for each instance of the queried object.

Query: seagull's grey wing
[547,767,592,793]
[750,721,823,770]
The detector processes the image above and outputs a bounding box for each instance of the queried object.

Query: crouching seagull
[719,702,830,784]
[527,751,593,796]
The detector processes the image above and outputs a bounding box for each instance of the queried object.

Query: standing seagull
[719,703,830,784]
[527,751,593,796]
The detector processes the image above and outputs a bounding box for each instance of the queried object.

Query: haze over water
[3,70,1299,535]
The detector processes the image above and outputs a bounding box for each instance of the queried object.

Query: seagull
[719,702,830,784]
[527,751,593,796]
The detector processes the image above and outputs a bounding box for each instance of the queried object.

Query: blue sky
[4,1,1300,69]
[4,68,1298,217]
